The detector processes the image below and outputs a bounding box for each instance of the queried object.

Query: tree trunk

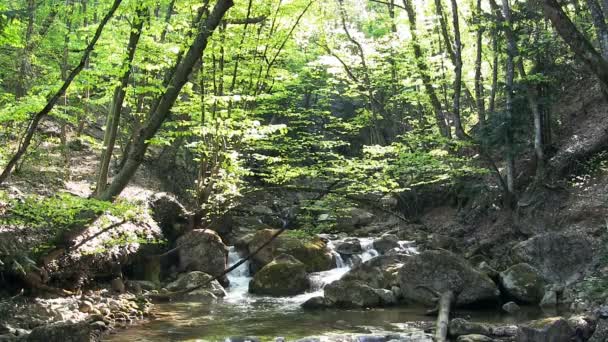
[450,0,466,139]
[0,0,123,186]
[492,0,517,199]
[474,0,486,126]
[540,0,608,95]
[586,0,608,59]
[403,0,451,138]
[489,30,499,114]
[96,0,234,201]
[95,6,146,196]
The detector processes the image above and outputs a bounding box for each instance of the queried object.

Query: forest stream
[104,238,548,341]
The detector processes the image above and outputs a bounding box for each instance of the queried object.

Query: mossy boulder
[499,263,545,304]
[248,254,310,296]
[247,229,334,272]
[516,317,574,342]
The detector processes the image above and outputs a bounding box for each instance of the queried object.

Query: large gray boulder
[515,317,574,342]
[499,263,546,304]
[341,254,409,289]
[324,280,390,308]
[249,254,310,296]
[512,232,592,284]
[177,229,228,284]
[399,250,500,307]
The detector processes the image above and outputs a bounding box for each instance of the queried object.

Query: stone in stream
[324,279,383,308]
[335,238,363,255]
[246,229,334,273]
[301,296,329,309]
[165,271,226,298]
[499,263,546,304]
[502,301,521,314]
[373,234,400,254]
[398,250,500,307]
[341,254,410,290]
[515,317,575,342]
[448,318,491,337]
[456,335,493,342]
[249,254,310,296]
[176,229,229,285]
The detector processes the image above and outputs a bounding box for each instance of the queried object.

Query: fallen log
[435,290,455,342]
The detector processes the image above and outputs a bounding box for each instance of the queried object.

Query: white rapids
[223,236,417,310]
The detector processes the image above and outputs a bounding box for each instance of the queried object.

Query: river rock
[540,289,557,308]
[568,315,594,341]
[342,254,409,289]
[515,317,574,342]
[588,317,607,341]
[373,234,400,254]
[335,208,375,232]
[149,192,190,242]
[335,238,363,255]
[449,318,491,337]
[512,232,592,285]
[502,301,521,314]
[177,229,228,284]
[249,254,310,296]
[165,271,226,297]
[27,321,106,342]
[247,229,334,272]
[499,263,545,304]
[398,250,500,307]
[456,335,493,342]
[301,296,328,309]
[324,280,383,308]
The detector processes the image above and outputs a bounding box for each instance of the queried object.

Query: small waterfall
[358,237,380,263]
[224,246,252,304]
[222,236,416,308]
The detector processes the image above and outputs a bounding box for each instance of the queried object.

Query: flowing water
[104,237,545,342]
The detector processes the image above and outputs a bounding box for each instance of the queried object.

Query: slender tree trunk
[96,0,234,201]
[501,0,516,197]
[489,30,499,114]
[16,0,36,99]
[0,0,123,186]
[539,0,608,94]
[95,6,146,196]
[403,0,451,138]
[586,0,608,59]
[450,0,466,139]
[474,0,486,127]
[60,1,74,179]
